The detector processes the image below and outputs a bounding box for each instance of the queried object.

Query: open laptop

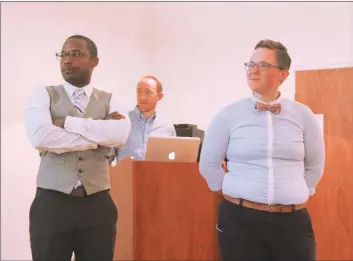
[144,136,201,162]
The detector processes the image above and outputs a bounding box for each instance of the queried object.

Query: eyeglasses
[55,51,95,61]
[244,62,281,71]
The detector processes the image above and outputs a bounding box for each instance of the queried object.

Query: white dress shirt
[199,94,325,205]
[25,81,131,154]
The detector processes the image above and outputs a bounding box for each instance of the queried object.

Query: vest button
[78,169,84,173]
[78,157,84,161]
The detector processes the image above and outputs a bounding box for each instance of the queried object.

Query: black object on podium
[174,124,204,162]
[174,124,228,164]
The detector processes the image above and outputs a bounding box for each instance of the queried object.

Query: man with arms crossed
[25,35,131,261]
[112,75,176,163]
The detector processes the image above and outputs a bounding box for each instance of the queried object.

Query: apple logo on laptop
[168,152,176,160]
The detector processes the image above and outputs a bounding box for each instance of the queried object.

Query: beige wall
[1,2,353,260]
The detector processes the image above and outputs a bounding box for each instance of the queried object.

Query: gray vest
[37,85,112,195]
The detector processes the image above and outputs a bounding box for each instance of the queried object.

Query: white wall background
[1,2,352,260]
[144,2,353,129]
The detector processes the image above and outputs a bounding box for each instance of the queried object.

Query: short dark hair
[254,39,291,70]
[66,35,98,57]
[141,75,163,93]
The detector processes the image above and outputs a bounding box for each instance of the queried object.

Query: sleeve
[64,93,131,148]
[302,106,326,196]
[24,87,98,154]
[199,109,230,191]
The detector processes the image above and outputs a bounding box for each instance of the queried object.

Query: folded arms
[25,87,131,154]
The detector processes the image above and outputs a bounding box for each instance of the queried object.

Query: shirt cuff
[64,116,86,134]
[208,178,224,192]
[308,188,316,196]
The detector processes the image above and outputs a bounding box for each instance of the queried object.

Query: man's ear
[158,92,164,101]
[281,69,289,82]
[92,57,99,68]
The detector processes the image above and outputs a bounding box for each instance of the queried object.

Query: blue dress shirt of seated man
[113,106,176,163]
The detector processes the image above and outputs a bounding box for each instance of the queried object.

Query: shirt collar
[249,92,283,106]
[63,81,93,98]
[133,106,157,121]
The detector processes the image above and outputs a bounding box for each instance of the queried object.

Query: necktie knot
[256,102,281,114]
[74,89,86,99]
[73,89,87,113]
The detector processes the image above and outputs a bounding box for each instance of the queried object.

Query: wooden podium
[109,158,222,261]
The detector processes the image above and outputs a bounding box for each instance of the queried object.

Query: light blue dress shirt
[115,106,176,162]
[199,94,325,205]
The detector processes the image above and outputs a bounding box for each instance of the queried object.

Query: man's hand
[53,117,66,128]
[106,112,126,120]
[222,161,228,173]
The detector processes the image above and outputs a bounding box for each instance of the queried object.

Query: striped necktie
[73,89,87,113]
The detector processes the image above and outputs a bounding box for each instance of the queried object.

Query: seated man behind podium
[113,75,176,163]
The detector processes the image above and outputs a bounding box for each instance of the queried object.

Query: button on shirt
[115,106,176,162]
[199,94,325,205]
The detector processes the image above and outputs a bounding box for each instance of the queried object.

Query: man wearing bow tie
[199,39,325,261]
[25,35,131,261]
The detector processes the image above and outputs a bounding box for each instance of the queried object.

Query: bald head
[136,75,164,114]
[138,75,163,93]
[139,77,158,95]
